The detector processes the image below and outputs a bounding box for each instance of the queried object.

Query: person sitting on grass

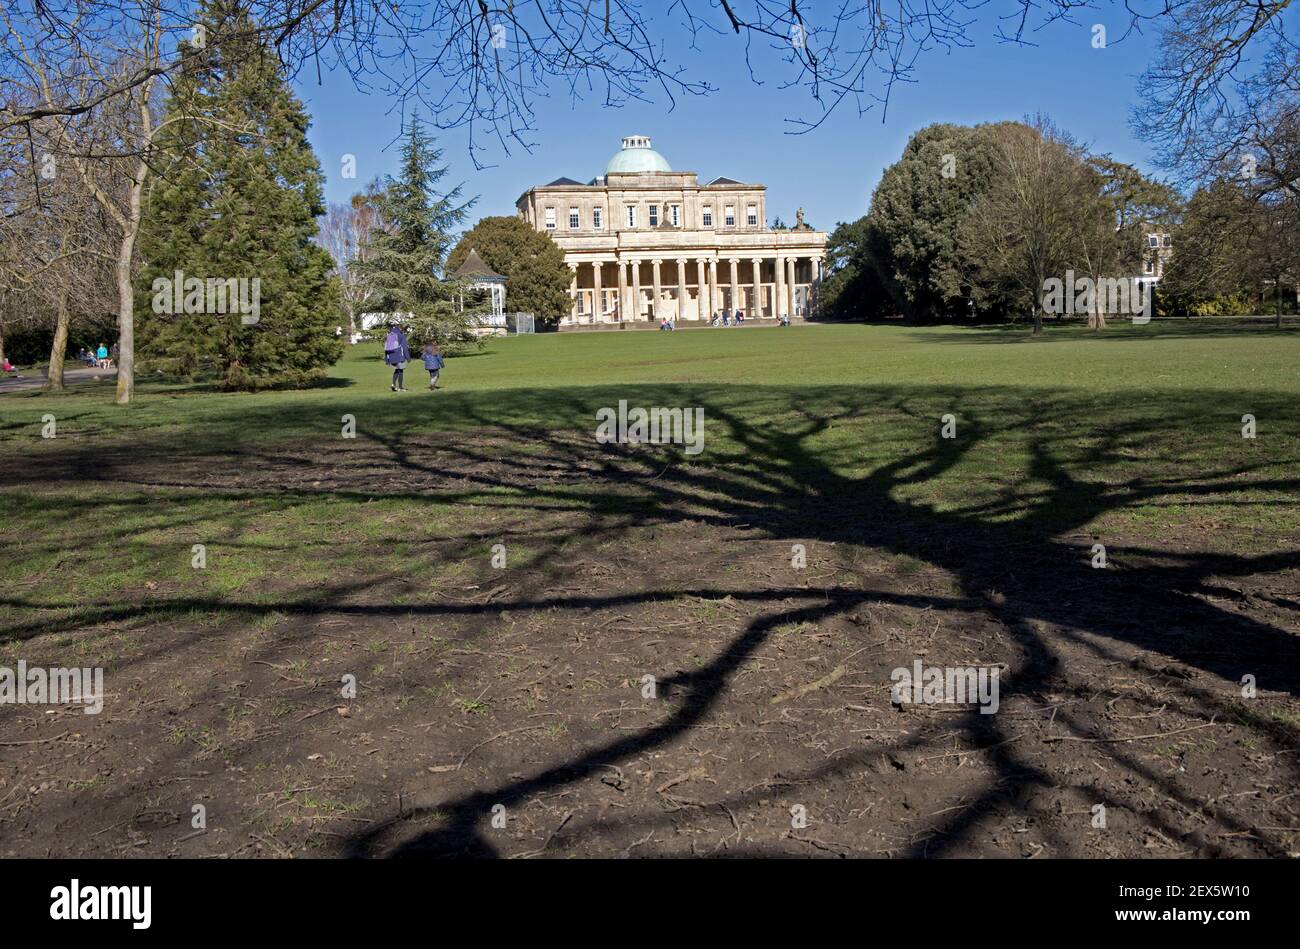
[421,342,444,390]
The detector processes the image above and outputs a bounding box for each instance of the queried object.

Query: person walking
[384,323,411,391]
[95,342,110,368]
[734,308,744,325]
[421,342,444,390]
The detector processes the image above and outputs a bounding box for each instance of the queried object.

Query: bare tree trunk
[44,293,70,390]
[0,328,5,365]
[114,156,146,405]
[1032,303,1043,335]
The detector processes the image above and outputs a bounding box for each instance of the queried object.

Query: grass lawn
[1,321,1297,858]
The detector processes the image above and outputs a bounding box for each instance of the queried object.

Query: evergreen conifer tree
[137,0,341,388]
[353,114,482,347]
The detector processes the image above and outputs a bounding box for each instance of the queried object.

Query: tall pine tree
[136,0,341,389]
[352,114,482,347]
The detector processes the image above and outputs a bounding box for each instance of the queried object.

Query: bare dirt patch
[2,432,1298,858]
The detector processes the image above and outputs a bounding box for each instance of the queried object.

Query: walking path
[0,366,117,394]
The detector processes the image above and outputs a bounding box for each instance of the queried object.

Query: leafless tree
[1137,1,1299,198]
[316,180,383,339]
[959,117,1109,334]
[6,1,1249,146]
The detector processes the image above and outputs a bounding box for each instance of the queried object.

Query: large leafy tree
[136,0,341,389]
[446,216,570,326]
[865,122,1012,319]
[352,113,481,347]
[816,216,894,321]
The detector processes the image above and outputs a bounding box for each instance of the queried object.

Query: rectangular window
[746,205,757,226]
[1144,259,1154,274]
[724,205,735,226]
[649,204,659,227]
[670,204,680,227]
[569,208,580,229]
[593,207,603,230]
[1162,234,1172,247]
[702,206,713,227]
[544,207,556,230]
[1147,234,1158,247]
[626,205,637,228]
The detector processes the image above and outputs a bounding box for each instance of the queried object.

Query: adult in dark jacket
[384,324,412,391]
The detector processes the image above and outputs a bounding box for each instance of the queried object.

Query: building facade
[515,136,828,325]
[1141,227,1174,282]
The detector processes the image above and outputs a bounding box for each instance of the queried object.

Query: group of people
[382,323,445,392]
[710,309,746,326]
[708,309,791,327]
[77,344,113,368]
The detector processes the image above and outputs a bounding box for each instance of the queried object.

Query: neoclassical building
[516,136,828,325]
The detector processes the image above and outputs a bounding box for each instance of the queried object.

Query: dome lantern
[604,135,672,175]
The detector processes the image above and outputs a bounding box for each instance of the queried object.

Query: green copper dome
[605,135,671,174]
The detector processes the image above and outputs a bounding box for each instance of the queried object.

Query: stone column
[651,258,662,322]
[786,256,797,318]
[751,257,763,317]
[696,259,708,321]
[708,259,719,316]
[631,259,643,321]
[675,259,687,321]
[811,255,824,317]
[568,263,579,322]
[592,260,603,323]
[775,255,787,318]
[728,258,739,314]
[616,258,628,321]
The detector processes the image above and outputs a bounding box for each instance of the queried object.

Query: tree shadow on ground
[2,381,1297,856]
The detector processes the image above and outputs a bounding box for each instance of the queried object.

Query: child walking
[421,342,445,390]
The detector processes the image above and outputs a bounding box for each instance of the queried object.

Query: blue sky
[296,10,1161,234]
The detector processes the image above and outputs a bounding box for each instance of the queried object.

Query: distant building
[515,136,828,325]
[1140,226,1174,283]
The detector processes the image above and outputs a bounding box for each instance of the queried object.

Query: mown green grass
[1,321,1296,648]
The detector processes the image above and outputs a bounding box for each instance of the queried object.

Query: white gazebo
[453,248,507,318]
